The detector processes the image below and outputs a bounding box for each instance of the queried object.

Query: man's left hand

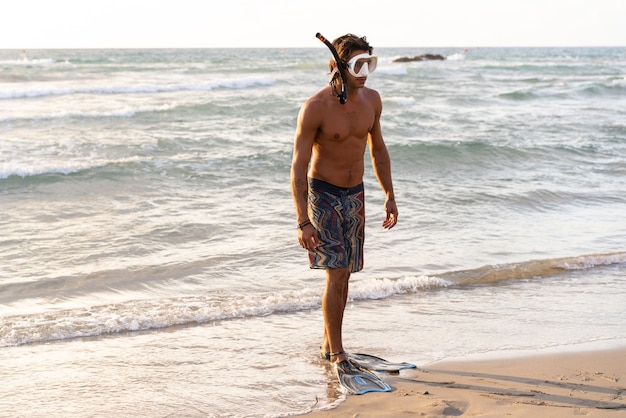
[382,199,398,229]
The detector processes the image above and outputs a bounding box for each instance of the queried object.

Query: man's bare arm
[291,101,321,249]
[368,96,398,229]
[291,106,315,224]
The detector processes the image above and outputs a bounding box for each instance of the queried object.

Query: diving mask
[346,53,378,77]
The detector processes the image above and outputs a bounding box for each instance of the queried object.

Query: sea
[1,46,625,417]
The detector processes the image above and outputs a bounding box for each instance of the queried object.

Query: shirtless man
[290,34,398,374]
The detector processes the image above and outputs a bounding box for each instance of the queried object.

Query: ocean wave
[0,155,149,180]
[0,58,56,66]
[386,96,416,107]
[2,252,624,347]
[0,104,175,124]
[498,89,539,101]
[0,275,449,347]
[580,81,625,97]
[390,141,529,167]
[376,66,408,75]
[0,76,275,100]
[438,252,626,285]
[446,51,468,61]
[498,79,625,102]
[389,140,620,173]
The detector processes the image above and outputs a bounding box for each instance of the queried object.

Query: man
[290,34,398,375]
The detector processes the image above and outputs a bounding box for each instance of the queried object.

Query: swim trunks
[307,178,365,272]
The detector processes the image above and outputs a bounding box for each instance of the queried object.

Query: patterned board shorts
[307,178,365,272]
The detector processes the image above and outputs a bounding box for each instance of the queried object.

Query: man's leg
[322,267,350,363]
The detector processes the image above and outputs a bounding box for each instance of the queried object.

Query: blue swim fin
[334,360,391,395]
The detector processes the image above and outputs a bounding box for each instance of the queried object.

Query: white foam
[386,96,416,107]
[0,103,175,124]
[0,76,275,100]
[555,252,626,270]
[376,66,408,75]
[0,58,55,66]
[447,49,469,61]
[0,275,450,347]
[351,275,453,300]
[0,155,148,179]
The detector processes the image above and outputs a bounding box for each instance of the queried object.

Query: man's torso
[309,87,376,188]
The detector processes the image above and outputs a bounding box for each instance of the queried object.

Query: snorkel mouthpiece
[316,32,348,104]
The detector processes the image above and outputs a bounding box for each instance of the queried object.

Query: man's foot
[320,348,347,362]
[334,359,360,376]
[319,346,330,361]
[329,350,346,363]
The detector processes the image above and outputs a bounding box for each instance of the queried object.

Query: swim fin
[346,353,417,373]
[334,359,391,395]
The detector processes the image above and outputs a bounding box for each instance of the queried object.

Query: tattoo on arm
[293,177,308,202]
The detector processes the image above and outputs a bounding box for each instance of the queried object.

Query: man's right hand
[298,224,319,252]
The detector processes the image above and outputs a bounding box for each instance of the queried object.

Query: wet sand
[305,346,626,417]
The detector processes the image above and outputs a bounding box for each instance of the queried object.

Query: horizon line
[1,45,625,51]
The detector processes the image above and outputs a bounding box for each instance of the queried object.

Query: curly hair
[328,34,373,90]
[333,34,373,62]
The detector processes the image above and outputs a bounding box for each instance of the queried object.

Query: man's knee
[326,268,350,286]
[327,267,349,276]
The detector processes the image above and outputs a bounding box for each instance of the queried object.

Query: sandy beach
[305,346,626,417]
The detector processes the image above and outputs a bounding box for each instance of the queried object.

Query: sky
[1,0,625,49]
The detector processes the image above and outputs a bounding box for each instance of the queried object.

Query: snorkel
[316,32,348,104]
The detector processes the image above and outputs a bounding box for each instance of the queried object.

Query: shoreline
[304,344,626,417]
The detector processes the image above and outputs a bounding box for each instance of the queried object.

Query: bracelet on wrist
[297,220,312,230]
